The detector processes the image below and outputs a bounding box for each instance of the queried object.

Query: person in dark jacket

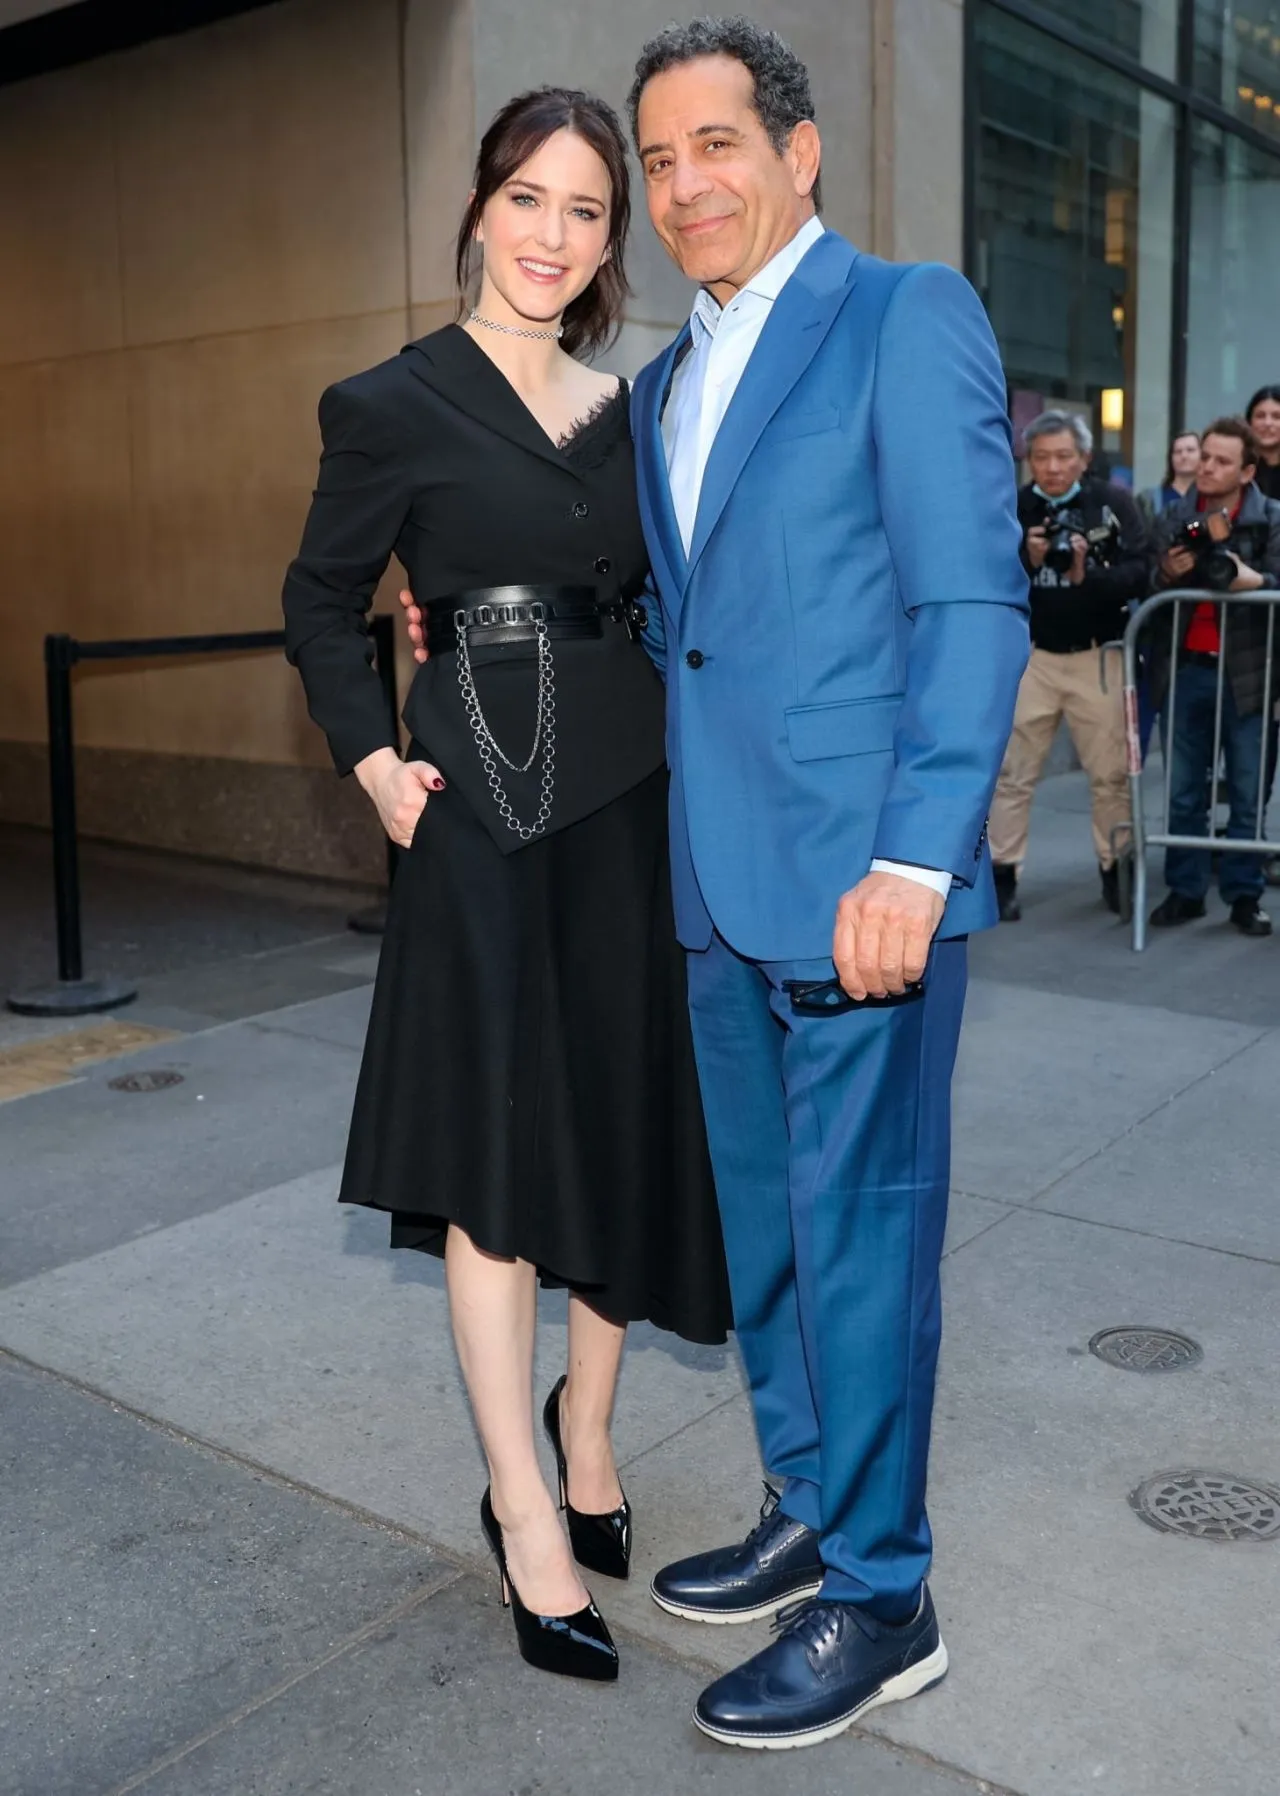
[1147,416,1280,935]
[1245,385,1280,502]
[1245,388,1280,879]
[989,409,1150,920]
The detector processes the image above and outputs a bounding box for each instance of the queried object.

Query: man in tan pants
[990,411,1151,921]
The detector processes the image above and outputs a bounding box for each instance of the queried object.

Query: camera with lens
[1041,503,1123,577]
[1172,516,1237,592]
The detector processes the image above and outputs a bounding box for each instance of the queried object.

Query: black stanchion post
[7,635,138,1016]
[48,632,83,982]
[348,612,401,936]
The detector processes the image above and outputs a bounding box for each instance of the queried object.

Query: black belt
[1037,639,1107,656]
[1179,649,1219,668]
[424,584,646,656]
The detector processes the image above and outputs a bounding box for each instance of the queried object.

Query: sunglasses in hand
[782,975,926,1017]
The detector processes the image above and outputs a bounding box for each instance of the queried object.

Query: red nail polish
[431,777,446,791]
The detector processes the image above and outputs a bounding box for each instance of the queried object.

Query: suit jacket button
[573,500,590,518]
[685,649,705,669]
[594,556,611,574]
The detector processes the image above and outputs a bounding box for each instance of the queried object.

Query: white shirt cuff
[869,859,953,899]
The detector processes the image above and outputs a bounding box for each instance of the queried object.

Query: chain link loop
[455,614,556,840]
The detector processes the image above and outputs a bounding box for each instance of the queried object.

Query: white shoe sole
[649,1575,824,1626]
[692,1639,949,1749]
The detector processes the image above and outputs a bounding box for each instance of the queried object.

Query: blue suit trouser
[685,930,968,1613]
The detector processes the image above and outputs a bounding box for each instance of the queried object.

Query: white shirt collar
[689,213,826,341]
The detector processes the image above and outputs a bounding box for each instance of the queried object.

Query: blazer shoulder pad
[887,258,981,306]
[316,354,418,454]
[324,353,412,413]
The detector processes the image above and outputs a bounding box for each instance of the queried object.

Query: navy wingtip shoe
[692,1586,948,1750]
[649,1482,825,1625]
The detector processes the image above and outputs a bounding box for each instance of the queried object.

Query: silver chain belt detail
[454,605,556,840]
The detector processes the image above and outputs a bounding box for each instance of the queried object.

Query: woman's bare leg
[560,1293,626,1512]
[445,1224,585,1613]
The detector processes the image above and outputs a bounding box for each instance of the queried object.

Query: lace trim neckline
[556,383,626,452]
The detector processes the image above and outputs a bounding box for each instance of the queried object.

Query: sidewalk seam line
[0,1345,455,1551]
[990,1200,1280,1267]
[614,1388,747,1473]
[0,1162,344,1293]
[978,1023,1270,1214]
[100,1569,465,1796]
[942,1208,1020,1260]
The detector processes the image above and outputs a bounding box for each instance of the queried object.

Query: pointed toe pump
[543,1374,633,1581]
[479,1488,619,1682]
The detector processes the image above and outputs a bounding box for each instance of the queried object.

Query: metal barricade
[1121,588,1280,951]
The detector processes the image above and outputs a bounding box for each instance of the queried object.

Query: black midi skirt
[339,761,733,1346]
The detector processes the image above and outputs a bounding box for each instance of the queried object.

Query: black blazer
[282,325,665,849]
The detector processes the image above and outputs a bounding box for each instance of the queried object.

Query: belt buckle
[529,600,547,624]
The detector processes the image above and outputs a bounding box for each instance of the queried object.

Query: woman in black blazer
[282,89,730,1680]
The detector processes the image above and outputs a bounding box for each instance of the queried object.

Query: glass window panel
[972,4,1177,486]
[1028,0,1179,78]
[1193,0,1280,143]
[1185,119,1280,427]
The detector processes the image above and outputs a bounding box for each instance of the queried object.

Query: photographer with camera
[1147,417,1280,936]
[989,410,1150,921]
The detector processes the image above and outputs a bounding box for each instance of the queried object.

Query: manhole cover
[1089,1327,1202,1372]
[1130,1471,1280,1541]
[108,1069,184,1093]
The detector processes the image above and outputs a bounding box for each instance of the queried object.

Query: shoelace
[748,1479,783,1540]
[771,1597,881,1647]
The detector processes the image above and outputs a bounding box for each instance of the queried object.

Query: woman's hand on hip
[399,587,428,665]
[354,747,444,846]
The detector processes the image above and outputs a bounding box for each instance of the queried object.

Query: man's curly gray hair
[627,16,822,211]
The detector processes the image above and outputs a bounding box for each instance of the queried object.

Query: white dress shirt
[660,216,951,902]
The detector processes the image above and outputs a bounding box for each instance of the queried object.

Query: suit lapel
[686,234,858,578]
[634,326,691,605]
[400,325,579,479]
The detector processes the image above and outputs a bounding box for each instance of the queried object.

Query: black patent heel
[479,1487,619,1681]
[543,1375,633,1581]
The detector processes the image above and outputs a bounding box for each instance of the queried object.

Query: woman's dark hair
[627,16,822,211]
[455,88,631,359]
[1245,384,1280,421]
[1163,428,1199,487]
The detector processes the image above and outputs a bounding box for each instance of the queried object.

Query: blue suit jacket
[631,230,1030,960]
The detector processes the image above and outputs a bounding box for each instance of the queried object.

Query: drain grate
[1089,1327,1202,1373]
[1130,1471,1280,1542]
[108,1069,185,1093]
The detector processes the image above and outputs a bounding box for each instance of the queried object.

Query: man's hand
[1160,544,1197,583]
[354,747,443,846]
[1024,525,1048,570]
[1066,532,1089,585]
[398,587,428,664]
[1227,554,1266,592]
[833,872,946,1000]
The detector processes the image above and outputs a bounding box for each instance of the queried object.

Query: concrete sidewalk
[2,777,1278,1796]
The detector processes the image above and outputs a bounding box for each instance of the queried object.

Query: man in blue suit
[628,19,1029,1749]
